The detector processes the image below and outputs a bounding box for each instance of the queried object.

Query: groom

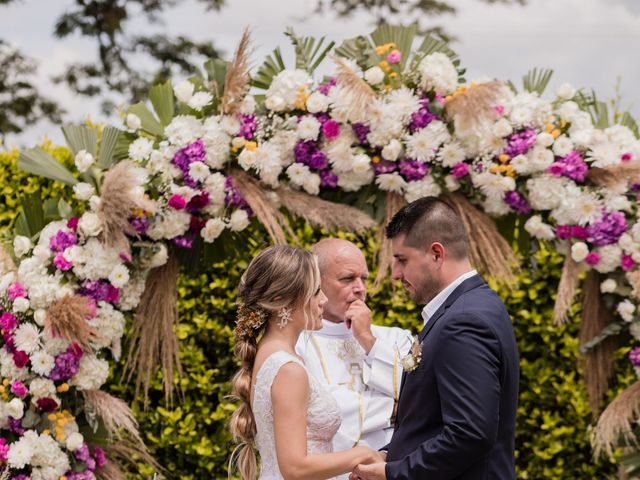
[352,196,519,480]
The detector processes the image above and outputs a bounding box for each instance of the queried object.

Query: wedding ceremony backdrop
[1,23,640,479]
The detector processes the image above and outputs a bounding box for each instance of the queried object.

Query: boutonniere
[401,336,422,373]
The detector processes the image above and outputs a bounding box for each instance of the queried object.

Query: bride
[228,245,381,479]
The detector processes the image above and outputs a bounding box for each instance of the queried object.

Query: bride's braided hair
[228,245,321,479]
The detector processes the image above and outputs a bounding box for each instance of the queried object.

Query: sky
[1,0,639,148]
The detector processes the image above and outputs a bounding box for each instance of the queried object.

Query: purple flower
[74,443,96,470]
[387,50,401,64]
[50,346,83,381]
[322,120,341,140]
[409,99,437,132]
[0,312,18,332]
[450,162,470,179]
[571,225,589,240]
[587,210,627,247]
[168,194,187,210]
[8,416,25,435]
[399,160,429,181]
[129,215,150,235]
[317,77,336,95]
[351,123,371,146]
[504,191,532,215]
[503,128,537,158]
[629,346,640,367]
[80,280,119,304]
[67,217,80,230]
[320,170,338,189]
[548,150,588,182]
[7,282,26,301]
[0,438,8,462]
[173,235,195,249]
[372,159,399,175]
[308,151,329,170]
[172,139,206,188]
[239,114,257,140]
[49,230,78,252]
[10,380,27,398]
[224,177,252,217]
[294,140,317,164]
[95,447,107,467]
[54,253,73,271]
[622,152,633,162]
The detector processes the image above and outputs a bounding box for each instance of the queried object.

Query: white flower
[128,137,154,161]
[364,66,385,85]
[444,174,460,192]
[536,132,555,147]
[527,146,554,172]
[406,121,450,162]
[73,182,95,201]
[524,215,555,241]
[287,162,311,186]
[6,398,24,419]
[618,299,636,322]
[238,95,256,115]
[386,88,422,120]
[265,95,286,111]
[306,92,329,113]
[381,139,403,161]
[174,80,195,103]
[510,154,530,174]
[78,212,103,237]
[29,378,57,400]
[201,218,226,243]
[30,350,55,376]
[436,142,466,167]
[405,177,442,203]
[376,172,407,193]
[552,135,574,157]
[12,297,30,313]
[89,195,101,211]
[571,242,589,262]
[266,69,313,111]
[13,323,41,353]
[74,150,94,173]
[66,432,84,452]
[630,322,640,340]
[188,91,213,111]
[125,113,142,130]
[418,52,458,95]
[297,116,321,141]
[219,115,241,136]
[302,173,321,195]
[492,118,513,138]
[400,354,416,371]
[108,264,130,288]
[600,279,617,293]
[352,154,372,174]
[337,170,374,192]
[34,309,47,326]
[165,115,203,146]
[556,82,576,100]
[7,433,34,468]
[13,235,31,257]
[594,245,622,273]
[70,355,109,390]
[526,175,566,210]
[229,209,250,232]
[147,209,191,240]
[473,171,515,201]
[188,161,210,182]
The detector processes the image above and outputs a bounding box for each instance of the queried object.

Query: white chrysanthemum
[70,355,109,390]
[13,235,31,258]
[165,115,204,146]
[376,172,407,193]
[128,137,154,161]
[595,245,622,273]
[524,215,555,241]
[73,182,95,201]
[337,169,374,192]
[229,209,250,232]
[382,139,403,161]
[386,87,422,121]
[188,161,210,183]
[287,163,311,187]
[507,92,551,128]
[238,95,256,115]
[297,116,321,141]
[527,146,554,172]
[436,142,466,167]
[618,299,636,322]
[7,431,34,468]
[326,139,354,173]
[526,175,566,210]
[587,142,622,168]
[364,66,385,85]
[302,173,321,195]
[473,171,516,201]
[571,242,589,262]
[254,144,285,188]
[306,92,330,113]
[74,150,94,173]
[30,350,55,376]
[29,377,57,400]
[600,279,617,294]
[204,172,227,208]
[510,154,530,174]
[237,148,257,171]
[202,218,226,243]
[188,91,213,111]
[406,121,450,162]
[552,135,574,157]
[29,431,71,480]
[174,80,195,103]
[536,132,555,147]
[13,323,41,354]
[483,197,511,216]
[266,69,313,111]
[147,209,191,240]
[559,189,603,226]
[418,52,458,95]
[108,264,130,289]
[404,177,442,203]
[328,84,368,124]
[117,272,148,313]
[89,302,126,353]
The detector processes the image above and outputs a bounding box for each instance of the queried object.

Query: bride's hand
[352,446,385,465]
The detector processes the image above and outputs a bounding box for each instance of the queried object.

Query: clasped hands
[349,450,387,480]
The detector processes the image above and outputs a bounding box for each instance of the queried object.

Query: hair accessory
[235,304,269,340]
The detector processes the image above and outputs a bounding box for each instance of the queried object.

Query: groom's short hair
[385,196,469,260]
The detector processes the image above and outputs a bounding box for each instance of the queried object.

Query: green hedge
[0,146,631,479]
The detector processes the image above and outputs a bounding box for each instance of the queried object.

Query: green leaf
[204,58,228,100]
[18,147,78,186]
[62,125,98,157]
[17,191,47,237]
[97,127,123,169]
[521,68,554,95]
[334,35,377,70]
[57,198,73,219]
[252,47,286,90]
[128,102,164,137]
[284,27,335,74]
[149,80,175,126]
[370,23,417,70]
[620,111,640,138]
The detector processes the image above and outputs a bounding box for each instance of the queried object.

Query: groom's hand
[345,300,376,353]
[352,462,387,480]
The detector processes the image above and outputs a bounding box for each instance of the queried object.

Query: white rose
[265,95,286,112]
[78,212,103,237]
[556,82,576,100]
[381,139,403,161]
[364,66,385,85]
[352,154,371,174]
[66,432,84,452]
[174,80,195,103]
[201,218,226,243]
[229,209,250,232]
[571,242,589,263]
[125,113,142,130]
[5,398,24,419]
[89,195,101,211]
[600,279,617,293]
[12,297,29,313]
[13,236,31,258]
[618,299,636,322]
[73,182,95,201]
[401,355,416,371]
[74,150,94,173]
[305,92,329,113]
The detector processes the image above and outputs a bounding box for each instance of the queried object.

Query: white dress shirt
[421,270,478,325]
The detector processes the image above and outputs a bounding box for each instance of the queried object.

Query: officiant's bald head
[312,239,369,323]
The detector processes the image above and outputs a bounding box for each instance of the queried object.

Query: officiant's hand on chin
[345,300,376,354]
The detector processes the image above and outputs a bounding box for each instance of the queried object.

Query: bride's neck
[261,322,302,352]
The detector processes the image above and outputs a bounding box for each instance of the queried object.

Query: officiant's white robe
[296,320,413,458]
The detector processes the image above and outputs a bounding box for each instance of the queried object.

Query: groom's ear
[428,242,445,262]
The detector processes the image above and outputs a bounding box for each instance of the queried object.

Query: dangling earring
[277,306,292,329]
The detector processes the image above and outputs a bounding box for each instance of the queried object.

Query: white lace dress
[252,350,342,479]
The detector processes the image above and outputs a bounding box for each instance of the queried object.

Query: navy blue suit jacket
[385,274,519,480]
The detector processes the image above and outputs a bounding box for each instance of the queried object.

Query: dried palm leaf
[445,193,518,287]
[580,270,616,415]
[221,27,252,115]
[45,294,97,352]
[123,255,182,407]
[332,55,376,123]
[373,192,406,291]
[229,169,291,245]
[277,186,376,233]
[553,256,581,324]
[97,160,156,253]
[587,162,640,189]
[593,380,640,457]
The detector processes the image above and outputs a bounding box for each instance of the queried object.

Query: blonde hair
[228,245,321,479]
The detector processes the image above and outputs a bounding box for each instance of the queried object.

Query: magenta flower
[0,312,18,331]
[451,162,470,179]
[36,397,58,412]
[322,120,341,140]
[387,50,401,64]
[0,438,8,462]
[7,282,26,301]
[168,194,187,210]
[54,253,73,271]
[49,229,78,252]
[494,105,505,115]
[587,210,627,246]
[13,350,29,368]
[622,152,633,162]
[10,380,27,398]
[622,254,635,271]
[629,346,640,367]
[67,217,79,230]
[584,252,601,266]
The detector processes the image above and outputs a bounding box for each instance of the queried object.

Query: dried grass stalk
[580,270,616,415]
[123,255,182,407]
[95,459,128,480]
[628,269,640,300]
[587,162,640,189]
[373,192,406,291]
[0,468,10,480]
[83,390,143,444]
[332,55,376,123]
[220,27,252,115]
[445,193,518,288]
[444,81,504,140]
[0,244,17,274]
[45,294,97,352]
[593,380,640,457]
[105,441,162,476]
[277,186,376,233]
[553,256,581,325]
[97,160,156,252]
[229,169,292,244]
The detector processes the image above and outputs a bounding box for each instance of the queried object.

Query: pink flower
[13,350,29,368]
[0,312,18,331]
[622,152,633,162]
[451,162,470,178]
[86,300,97,319]
[584,252,601,266]
[53,253,73,271]
[322,120,341,140]
[10,380,27,398]
[494,105,505,115]
[67,217,79,230]
[119,251,133,263]
[168,194,187,210]
[7,283,26,301]
[387,50,401,64]
[622,254,635,271]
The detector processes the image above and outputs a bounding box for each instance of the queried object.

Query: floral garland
[1,25,640,477]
